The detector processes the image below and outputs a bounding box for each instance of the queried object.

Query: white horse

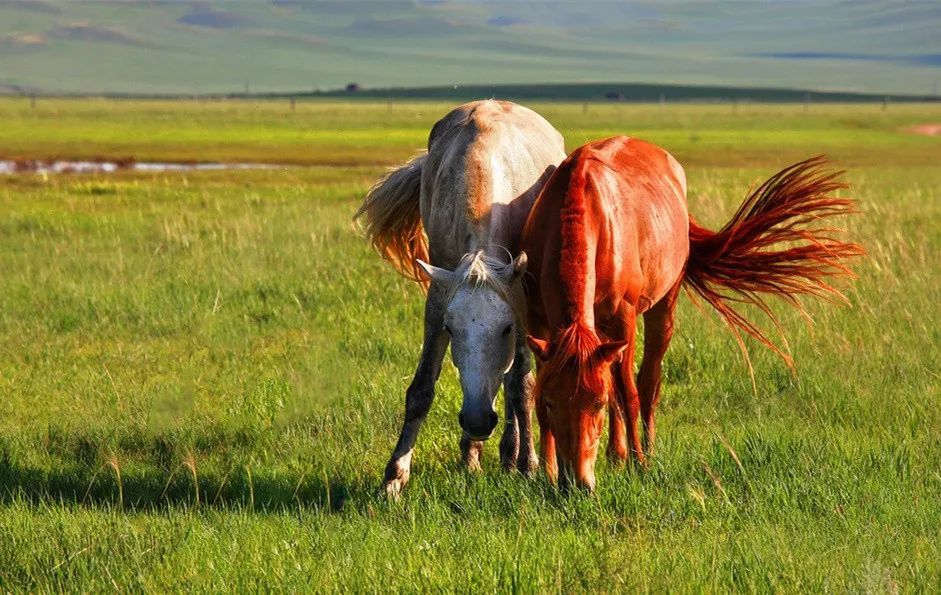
[355,100,566,497]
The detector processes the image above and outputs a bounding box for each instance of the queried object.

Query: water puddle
[0,159,288,175]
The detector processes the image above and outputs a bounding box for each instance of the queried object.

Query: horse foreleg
[498,384,519,472]
[503,334,538,474]
[606,393,628,463]
[638,282,680,456]
[610,309,644,465]
[461,433,484,472]
[382,291,449,499]
[535,389,557,483]
[605,309,641,465]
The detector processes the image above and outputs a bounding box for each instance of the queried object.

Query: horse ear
[510,252,528,281]
[594,340,629,364]
[527,336,550,361]
[416,259,455,285]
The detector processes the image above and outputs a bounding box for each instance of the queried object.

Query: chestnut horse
[522,136,861,490]
[355,100,565,497]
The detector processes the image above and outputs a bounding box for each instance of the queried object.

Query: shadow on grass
[0,457,387,514]
[0,424,659,517]
[0,430,377,513]
[0,457,372,513]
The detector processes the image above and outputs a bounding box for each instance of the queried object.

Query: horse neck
[555,159,599,329]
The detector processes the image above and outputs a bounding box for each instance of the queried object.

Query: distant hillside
[0,1,939,96]
[300,82,935,103]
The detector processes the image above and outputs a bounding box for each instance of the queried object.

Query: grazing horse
[522,136,862,491]
[355,100,566,497]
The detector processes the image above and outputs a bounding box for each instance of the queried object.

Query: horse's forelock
[444,251,525,322]
[535,322,610,400]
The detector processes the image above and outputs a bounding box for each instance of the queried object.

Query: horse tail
[683,156,863,369]
[354,153,430,288]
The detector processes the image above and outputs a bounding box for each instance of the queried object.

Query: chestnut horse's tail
[354,153,430,288]
[683,156,863,369]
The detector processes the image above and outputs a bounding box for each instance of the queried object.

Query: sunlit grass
[1,98,939,166]
[0,100,939,591]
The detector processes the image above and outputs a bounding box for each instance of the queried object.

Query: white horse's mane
[446,250,525,320]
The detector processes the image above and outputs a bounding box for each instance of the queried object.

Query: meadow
[0,98,940,591]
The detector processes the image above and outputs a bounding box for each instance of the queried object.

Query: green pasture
[0,99,939,591]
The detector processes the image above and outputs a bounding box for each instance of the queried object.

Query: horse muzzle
[557,457,597,493]
[458,409,498,440]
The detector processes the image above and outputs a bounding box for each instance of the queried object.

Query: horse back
[419,100,565,268]
[524,136,689,332]
[594,137,689,311]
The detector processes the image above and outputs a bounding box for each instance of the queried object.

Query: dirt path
[906,123,941,136]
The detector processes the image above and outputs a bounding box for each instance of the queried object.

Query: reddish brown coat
[523,137,861,490]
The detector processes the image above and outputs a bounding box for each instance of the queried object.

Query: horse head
[417,250,527,440]
[528,325,627,491]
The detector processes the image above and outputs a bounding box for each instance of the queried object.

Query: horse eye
[502,324,513,336]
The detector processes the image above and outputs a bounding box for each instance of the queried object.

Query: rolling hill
[0,0,939,96]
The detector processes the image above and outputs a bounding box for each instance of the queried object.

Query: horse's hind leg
[638,281,681,456]
[502,332,538,474]
[382,287,449,498]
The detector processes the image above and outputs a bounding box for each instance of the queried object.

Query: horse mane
[531,148,617,401]
[445,251,526,322]
[534,322,609,399]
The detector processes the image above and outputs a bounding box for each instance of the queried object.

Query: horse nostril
[458,412,466,430]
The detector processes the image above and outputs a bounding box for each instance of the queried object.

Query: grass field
[1,99,940,591]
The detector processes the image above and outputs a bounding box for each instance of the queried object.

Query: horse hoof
[606,450,629,465]
[629,453,649,470]
[382,478,405,500]
[381,463,410,499]
[516,455,539,476]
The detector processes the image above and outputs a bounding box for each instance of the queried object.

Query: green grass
[2,98,940,167]
[0,99,939,591]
